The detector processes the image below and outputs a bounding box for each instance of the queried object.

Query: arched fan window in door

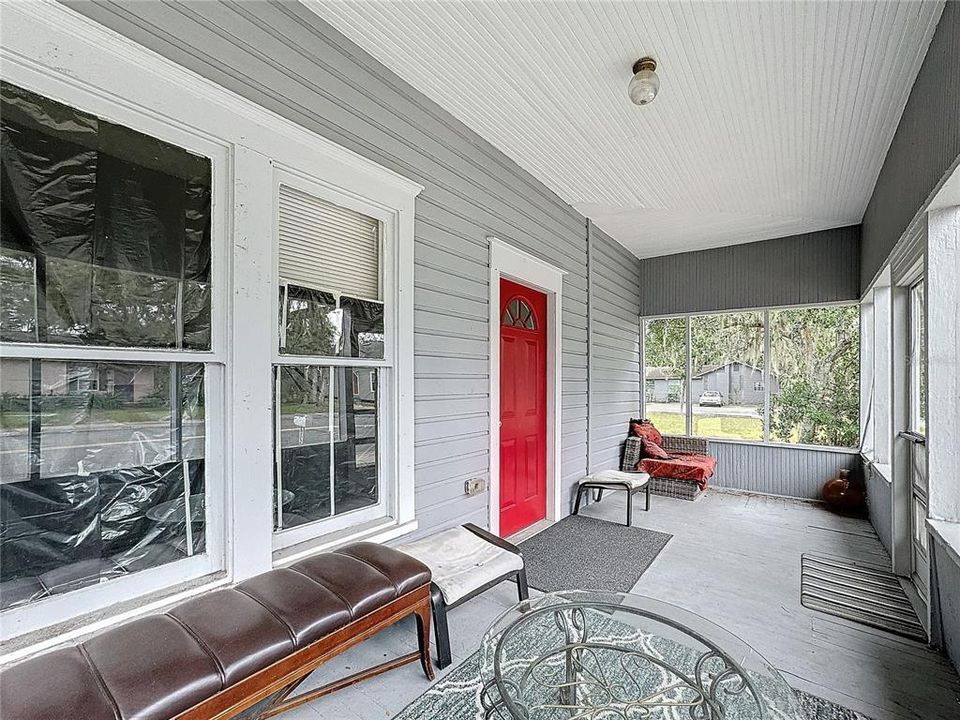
[502,297,537,330]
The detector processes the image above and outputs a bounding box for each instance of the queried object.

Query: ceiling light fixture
[628,57,659,106]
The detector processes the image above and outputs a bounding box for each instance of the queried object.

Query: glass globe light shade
[628,68,660,106]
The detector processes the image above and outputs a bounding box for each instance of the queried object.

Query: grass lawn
[647,412,764,441]
[647,412,685,435]
[0,408,173,429]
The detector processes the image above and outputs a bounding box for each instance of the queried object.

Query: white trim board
[488,238,566,537]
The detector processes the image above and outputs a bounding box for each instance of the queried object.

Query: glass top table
[479,590,804,720]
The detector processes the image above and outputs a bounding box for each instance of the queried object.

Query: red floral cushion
[629,418,662,446]
[636,453,717,490]
[641,438,671,460]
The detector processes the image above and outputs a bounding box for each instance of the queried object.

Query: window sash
[270,175,396,551]
[272,364,390,546]
[0,82,229,634]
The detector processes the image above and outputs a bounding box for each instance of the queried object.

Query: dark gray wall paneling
[708,441,861,501]
[637,226,861,316]
[865,465,893,554]
[589,223,642,472]
[65,0,589,538]
[931,540,960,674]
[860,1,960,292]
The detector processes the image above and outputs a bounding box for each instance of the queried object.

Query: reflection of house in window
[66,363,100,393]
[645,362,778,406]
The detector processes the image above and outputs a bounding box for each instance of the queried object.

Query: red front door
[499,278,547,537]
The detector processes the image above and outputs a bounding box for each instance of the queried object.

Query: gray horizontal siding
[589,223,641,473]
[861,2,959,292]
[67,0,588,539]
[638,226,861,316]
[708,441,861,501]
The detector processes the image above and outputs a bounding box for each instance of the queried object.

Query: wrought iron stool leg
[430,584,452,669]
[517,567,529,603]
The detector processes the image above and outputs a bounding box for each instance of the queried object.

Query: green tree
[645,307,860,447]
[769,306,859,446]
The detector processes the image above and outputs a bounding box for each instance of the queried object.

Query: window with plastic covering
[273,183,386,537]
[0,82,214,610]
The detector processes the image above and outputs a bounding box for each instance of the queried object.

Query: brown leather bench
[0,542,434,720]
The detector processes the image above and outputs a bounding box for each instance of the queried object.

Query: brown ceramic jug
[822,469,865,512]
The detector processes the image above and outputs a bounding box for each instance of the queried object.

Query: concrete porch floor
[284,490,960,720]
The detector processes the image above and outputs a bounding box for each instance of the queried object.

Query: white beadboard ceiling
[310,1,944,257]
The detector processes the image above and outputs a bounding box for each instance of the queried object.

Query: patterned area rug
[394,652,875,719]
[517,515,672,593]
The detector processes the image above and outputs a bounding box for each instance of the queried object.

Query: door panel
[499,278,547,537]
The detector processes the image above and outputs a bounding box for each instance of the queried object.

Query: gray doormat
[393,651,876,720]
[517,514,671,593]
[801,554,926,642]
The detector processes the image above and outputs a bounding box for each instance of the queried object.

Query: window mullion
[274,370,284,531]
[685,316,692,437]
[0,343,225,365]
[28,358,42,483]
[763,309,771,443]
[639,319,645,420]
[271,355,389,368]
[280,282,290,350]
[328,366,336,518]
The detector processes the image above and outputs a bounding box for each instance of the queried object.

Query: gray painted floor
[282,491,960,720]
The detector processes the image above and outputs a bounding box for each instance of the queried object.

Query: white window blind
[278,184,381,300]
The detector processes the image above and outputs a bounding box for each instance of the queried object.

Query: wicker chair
[621,435,709,501]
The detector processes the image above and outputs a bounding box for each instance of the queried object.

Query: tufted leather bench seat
[0,542,433,720]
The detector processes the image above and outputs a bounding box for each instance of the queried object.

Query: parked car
[698,390,724,407]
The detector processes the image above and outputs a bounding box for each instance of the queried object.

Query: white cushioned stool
[573,469,651,527]
[398,523,527,668]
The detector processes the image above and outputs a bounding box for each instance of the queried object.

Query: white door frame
[488,237,565,537]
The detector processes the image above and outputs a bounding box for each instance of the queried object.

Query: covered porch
[1,2,959,720]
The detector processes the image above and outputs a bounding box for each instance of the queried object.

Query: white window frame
[640,300,862,451]
[0,1,421,654]
[0,52,231,642]
[269,168,402,553]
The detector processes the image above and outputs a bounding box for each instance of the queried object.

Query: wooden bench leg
[430,584,452,670]
[414,599,435,681]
